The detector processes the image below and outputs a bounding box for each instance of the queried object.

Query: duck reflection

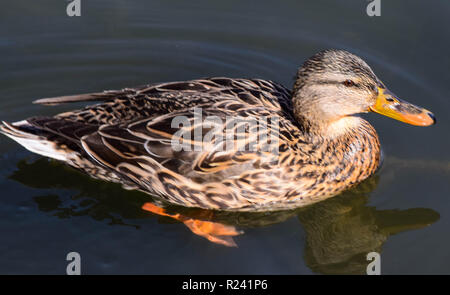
[10,157,439,274]
[297,177,439,274]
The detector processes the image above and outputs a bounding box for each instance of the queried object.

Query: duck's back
[43,78,293,125]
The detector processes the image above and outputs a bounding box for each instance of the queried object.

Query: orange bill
[369,87,435,126]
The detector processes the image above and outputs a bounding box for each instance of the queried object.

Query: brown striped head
[292,49,435,134]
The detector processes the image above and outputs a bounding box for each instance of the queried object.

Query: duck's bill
[369,87,436,126]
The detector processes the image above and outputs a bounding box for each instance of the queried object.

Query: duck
[0,49,435,211]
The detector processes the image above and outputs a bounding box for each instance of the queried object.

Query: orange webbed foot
[142,202,243,247]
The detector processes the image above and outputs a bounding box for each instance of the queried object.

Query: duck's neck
[296,116,382,187]
[295,113,368,140]
[320,116,368,139]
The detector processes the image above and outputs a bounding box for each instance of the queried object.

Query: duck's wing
[77,100,287,209]
[35,78,292,125]
[1,102,283,209]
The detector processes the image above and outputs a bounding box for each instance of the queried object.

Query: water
[0,0,449,274]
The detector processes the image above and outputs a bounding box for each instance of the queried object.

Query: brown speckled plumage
[1,50,388,211]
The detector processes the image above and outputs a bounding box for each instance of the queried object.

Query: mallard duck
[1,49,435,211]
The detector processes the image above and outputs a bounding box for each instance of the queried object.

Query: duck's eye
[343,80,355,87]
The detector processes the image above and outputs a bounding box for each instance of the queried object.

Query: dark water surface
[0,0,449,274]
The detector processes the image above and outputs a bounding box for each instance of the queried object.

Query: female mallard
[1,49,435,211]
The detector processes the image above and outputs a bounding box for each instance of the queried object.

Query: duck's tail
[1,119,75,161]
[1,118,124,184]
[1,117,99,164]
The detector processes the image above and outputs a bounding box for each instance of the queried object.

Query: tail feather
[1,117,98,160]
[1,119,124,183]
[32,86,150,105]
[1,120,74,161]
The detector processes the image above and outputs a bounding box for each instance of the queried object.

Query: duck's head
[292,49,435,134]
